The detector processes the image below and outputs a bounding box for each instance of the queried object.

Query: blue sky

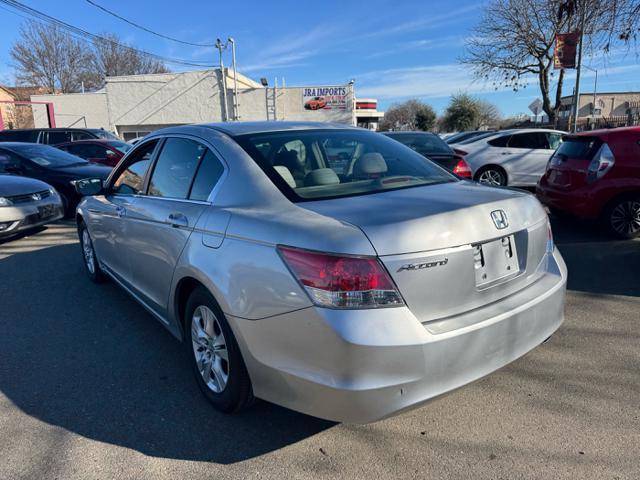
[0,0,639,116]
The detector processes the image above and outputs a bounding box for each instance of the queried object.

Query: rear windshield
[555,137,602,160]
[235,129,456,201]
[384,133,453,155]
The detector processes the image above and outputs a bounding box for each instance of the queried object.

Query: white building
[31,69,383,140]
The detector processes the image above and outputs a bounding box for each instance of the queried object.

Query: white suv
[451,129,565,187]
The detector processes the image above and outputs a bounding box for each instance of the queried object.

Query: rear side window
[488,135,510,147]
[69,144,110,159]
[148,138,206,199]
[555,137,602,160]
[189,150,225,201]
[0,130,38,142]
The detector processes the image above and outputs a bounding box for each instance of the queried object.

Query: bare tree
[10,21,93,93]
[462,0,635,125]
[476,100,501,128]
[379,99,436,131]
[87,33,169,88]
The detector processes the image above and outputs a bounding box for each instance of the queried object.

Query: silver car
[452,129,566,187]
[75,122,567,423]
[0,174,63,237]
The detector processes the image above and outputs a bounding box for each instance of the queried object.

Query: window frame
[107,134,228,204]
[107,138,163,196]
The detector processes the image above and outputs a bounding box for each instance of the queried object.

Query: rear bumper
[536,181,599,219]
[230,249,567,423]
[0,199,64,237]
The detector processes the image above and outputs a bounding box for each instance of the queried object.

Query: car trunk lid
[302,181,549,323]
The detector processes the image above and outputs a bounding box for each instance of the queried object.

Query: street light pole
[215,38,229,122]
[571,5,586,133]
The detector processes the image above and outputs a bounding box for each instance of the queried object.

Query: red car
[304,96,327,110]
[55,139,131,167]
[537,126,640,239]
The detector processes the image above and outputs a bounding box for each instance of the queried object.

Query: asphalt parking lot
[0,218,638,480]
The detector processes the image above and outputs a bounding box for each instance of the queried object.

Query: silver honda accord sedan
[75,122,567,423]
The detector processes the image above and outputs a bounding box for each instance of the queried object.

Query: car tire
[78,221,106,283]
[603,195,640,239]
[475,166,507,186]
[185,286,254,413]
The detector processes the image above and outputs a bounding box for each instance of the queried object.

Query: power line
[85,0,216,48]
[0,0,216,68]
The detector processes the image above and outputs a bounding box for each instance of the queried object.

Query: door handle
[501,152,512,155]
[167,212,188,228]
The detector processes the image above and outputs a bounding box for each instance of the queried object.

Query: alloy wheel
[81,228,96,274]
[477,169,505,186]
[191,305,229,393]
[610,199,640,237]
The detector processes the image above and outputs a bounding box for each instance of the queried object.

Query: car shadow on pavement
[0,243,335,464]
[551,216,640,298]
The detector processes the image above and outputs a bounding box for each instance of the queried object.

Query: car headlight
[0,197,12,207]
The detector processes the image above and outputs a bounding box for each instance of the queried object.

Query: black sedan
[0,143,112,216]
[382,131,472,178]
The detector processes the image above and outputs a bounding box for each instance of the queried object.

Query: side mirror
[75,178,104,196]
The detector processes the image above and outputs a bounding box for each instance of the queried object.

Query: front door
[91,140,159,284]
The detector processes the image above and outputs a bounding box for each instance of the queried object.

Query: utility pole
[571,4,586,133]
[228,37,239,121]
[215,38,229,122]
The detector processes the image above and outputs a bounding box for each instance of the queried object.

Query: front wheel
[604,196,640,239]
[78,221,106,283]
[186,287,254,413]
[476,167,507,186]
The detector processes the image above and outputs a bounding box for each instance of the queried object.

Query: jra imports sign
[303,86,347,110]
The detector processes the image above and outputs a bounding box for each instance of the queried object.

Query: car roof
[383,131,438,136]
[576,126,640,137]
[200,121,359,136]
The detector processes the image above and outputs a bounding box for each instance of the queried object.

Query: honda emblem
[491,210,508,229]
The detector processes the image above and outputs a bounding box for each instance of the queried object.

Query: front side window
[147,138,206,199]
[235,130,456,201]
[112,141,157,195]
[507,132,549,149]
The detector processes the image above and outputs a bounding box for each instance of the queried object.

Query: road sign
[528,99,543,116]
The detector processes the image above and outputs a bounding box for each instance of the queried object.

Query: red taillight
[278,246,404,309]
[453,148,468,156]
[452,158,472,178]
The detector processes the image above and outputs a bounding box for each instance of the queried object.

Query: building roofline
[560,91,640,100]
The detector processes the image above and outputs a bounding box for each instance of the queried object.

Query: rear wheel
[78,221,106,283]
[185,287,254,413]
[604,196,640,239]
[476,166,507,186]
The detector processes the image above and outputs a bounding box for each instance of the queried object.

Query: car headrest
[353,153,388,178]
[273,149,303,173]
[304,168,340,187]
[274,165,296,189]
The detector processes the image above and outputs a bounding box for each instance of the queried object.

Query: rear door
[124,136,225,315]
[504,132,555,185]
